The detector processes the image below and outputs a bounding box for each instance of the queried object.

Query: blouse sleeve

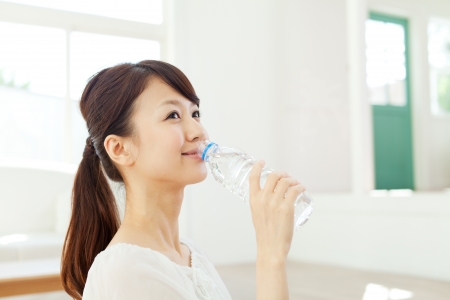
[83,250,196,300]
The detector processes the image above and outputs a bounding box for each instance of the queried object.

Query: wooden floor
[0,258,63,298]
[215,261,450,300]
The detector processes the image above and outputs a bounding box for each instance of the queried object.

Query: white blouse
[83,237,232,300]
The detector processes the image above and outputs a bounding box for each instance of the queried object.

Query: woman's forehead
[135,78,194,113]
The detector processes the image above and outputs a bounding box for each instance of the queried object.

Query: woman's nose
[186,117,207,142]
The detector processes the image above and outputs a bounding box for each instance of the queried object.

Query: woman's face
[128,77,209,186]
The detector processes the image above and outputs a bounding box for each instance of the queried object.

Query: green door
[366,12,414,190]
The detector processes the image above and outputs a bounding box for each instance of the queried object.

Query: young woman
[61,60,306,300]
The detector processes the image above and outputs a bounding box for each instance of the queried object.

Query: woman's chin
[186,167,208,184]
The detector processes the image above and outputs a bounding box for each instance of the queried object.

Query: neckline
[105,239,195,270]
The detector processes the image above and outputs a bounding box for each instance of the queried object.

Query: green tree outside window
[0,68,30,90]
[438,74,450,112]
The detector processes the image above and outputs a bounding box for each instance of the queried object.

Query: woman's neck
[109,183,186,256]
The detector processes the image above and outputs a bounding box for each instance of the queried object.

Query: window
[428,18,450,115]
[0,22,66,97]
[0,22,66,161]
[70,32,160,100]
[366,19,407,107]
[1,0,163,24]
[0,0,165,164]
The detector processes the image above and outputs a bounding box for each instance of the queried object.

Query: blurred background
[0,0,449,299]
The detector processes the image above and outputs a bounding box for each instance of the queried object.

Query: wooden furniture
[0,258,63,297]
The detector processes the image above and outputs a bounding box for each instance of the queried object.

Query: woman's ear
[104,134,136,167]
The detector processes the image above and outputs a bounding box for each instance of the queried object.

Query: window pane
[0,22,66,162]
[428,18,450,114]
[365,19,407,107]
[3,0,163,24]
[428,19,450,69]
[0,86,64,161]
[0,22,66,97]
[70,31,160,100]
[437,74,450,112]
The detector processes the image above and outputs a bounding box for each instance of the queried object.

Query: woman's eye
[167,112,180,119]
[193,111,201,118]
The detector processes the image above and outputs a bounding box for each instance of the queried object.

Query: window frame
[0,0,169,163]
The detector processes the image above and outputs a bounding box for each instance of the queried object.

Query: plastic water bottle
[198,140,314,230]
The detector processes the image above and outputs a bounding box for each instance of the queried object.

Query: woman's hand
[249,160,306,261]
[249,160,306,300]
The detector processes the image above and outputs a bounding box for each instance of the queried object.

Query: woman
[61,60,306,300]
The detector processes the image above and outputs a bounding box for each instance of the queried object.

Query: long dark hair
[61,60,200,299]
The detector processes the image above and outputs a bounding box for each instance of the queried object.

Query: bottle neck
[199,141,218,161]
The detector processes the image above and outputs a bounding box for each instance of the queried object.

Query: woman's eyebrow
[157,99,198,109]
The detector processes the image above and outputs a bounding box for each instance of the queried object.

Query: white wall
[170,0,450,283]
[172,0,278,263]
[290,192,450,282]
[172,0,352,266]
[276,0,352,193]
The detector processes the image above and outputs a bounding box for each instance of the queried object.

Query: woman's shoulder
[85,238,213,284]
[86,237,209,278]
[91,243,144,266]
[83,243,193,299]
[87,243,173,276]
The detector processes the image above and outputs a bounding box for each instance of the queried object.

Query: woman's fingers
[274,178,300,198]
[285,184,306,205]
[264,171,291,192]
[250,162,305,207]
[249,160,265,196]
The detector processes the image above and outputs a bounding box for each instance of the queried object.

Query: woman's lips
[182,148,203,160]
[182,148,199,155]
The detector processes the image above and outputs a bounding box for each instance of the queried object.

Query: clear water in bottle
[198,140,314,230]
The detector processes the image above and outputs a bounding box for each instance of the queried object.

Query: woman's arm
[249,160,306,300]
[256,255,288,300]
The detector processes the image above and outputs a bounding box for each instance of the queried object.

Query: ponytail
[61,138,120,299]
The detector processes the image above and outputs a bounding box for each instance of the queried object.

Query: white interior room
[0,0,449,299]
